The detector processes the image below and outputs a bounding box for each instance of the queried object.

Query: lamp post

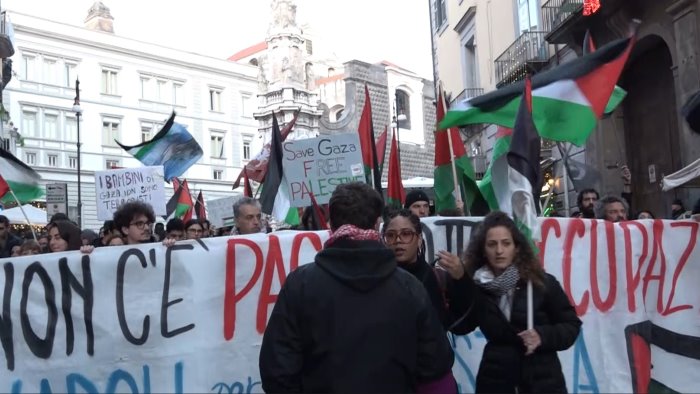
[72,79,82,228]
[392,90,408,162]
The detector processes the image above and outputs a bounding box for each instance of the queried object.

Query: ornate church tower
[255,0,322,139]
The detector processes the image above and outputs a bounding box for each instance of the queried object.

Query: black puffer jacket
[259,239,454,393]
[399,256,476,334]
[464,273,581,393]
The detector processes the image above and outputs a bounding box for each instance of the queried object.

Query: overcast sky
[5,0,435,79]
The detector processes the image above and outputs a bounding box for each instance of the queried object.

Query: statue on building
[270,0,298,32]
[257,58,269,93]
[305,63,315,91]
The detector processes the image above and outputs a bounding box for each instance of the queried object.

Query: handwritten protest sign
[282,133,365,206]
[0,218,698,392]
[94,166,166,220]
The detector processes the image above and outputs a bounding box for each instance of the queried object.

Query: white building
[4,4,258,230]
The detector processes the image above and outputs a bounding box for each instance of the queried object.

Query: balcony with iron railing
[494,31,550,88]
[0,11,14,59]
[542,0,584,44]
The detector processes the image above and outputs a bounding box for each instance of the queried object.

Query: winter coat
[259,238,454,393]
[464,273,581,393]
[399,256,475,335]
[0,233,22,259]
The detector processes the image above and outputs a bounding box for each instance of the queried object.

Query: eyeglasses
[130,220,153,229]
[383,229,418,244]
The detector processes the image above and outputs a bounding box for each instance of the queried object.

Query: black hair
[166,218,185,233]
[576,188,599,209]
[382,209,421,235]
[51,220,83,251]
[328,182,383,231]
[184,219,202,230]
[113,201,156,233]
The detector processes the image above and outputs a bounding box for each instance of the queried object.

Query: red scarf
[324,224,380,248]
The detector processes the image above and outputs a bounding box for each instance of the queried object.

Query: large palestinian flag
[0,148,43,204]
[440,35,635,146]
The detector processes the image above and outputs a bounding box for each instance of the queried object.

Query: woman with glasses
[382,209,476,333]
[184,219,204,240]
[461,211,581,393]
[382,210,476,392]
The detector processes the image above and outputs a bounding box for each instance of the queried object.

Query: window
[65,116,77,142]
[173,83,184,106]
[241,95,253,118]
[44,114,58,139]
[101,69,119,95]
[210,88,222,112]
[213,170,223,180]
[43,58,59,85]
[463,38,478,89]
[64,63,77,88]
[157,80,168,102]
[69,156,77,169]
[47,154,57,167]
[102,120,120,146]
[140,76,153,99]
[22,55,36,80]
[210,132,224,158]
[141,126,152,143]
[243,137,252,161]
[434,0,447,30]
[396,90,411,129]
[105,159,120,169]
[21,110,38,138]
[25,152,36,165]
[1,138,9,151]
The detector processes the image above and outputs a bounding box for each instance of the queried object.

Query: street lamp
[391,90,408,161]
[72,79,82,228]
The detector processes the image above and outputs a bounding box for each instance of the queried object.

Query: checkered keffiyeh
[323,224,380,248]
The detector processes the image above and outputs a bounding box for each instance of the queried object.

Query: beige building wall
[433,0,517,99]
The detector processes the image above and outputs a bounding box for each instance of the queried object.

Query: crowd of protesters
[1,177,699,392]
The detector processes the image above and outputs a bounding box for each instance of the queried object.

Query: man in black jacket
[259,182,453,393]
[0,215,22,259]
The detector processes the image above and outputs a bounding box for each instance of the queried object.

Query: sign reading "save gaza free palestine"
[281,133,365,207]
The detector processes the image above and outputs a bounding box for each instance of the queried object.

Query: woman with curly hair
[462,211,581,393]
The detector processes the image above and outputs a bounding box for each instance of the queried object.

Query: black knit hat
[404,190,430,209]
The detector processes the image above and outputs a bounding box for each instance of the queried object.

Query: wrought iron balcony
[542,0,584,44]
[494,31,550,88]
[454,87,485,102]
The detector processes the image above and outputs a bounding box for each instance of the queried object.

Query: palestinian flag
[117,112,203,181]
[478,127,512,211]
[376,126,388,175]
[434,86,488,215]
[309,191,329,230]
[358,84,382,196]
[243,168,254,198]
[232,109,299,189]
[440,34,635,146]
[175,179,193,222]
[0,148,43,204]
[386,129,405,209]
[163,178,182,219]
[194,190,206,220]
[260,116,293,223]
[490,76,542,240]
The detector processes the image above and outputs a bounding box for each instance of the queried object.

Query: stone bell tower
[255,0,322,140]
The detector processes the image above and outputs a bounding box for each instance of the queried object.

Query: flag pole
[446,127,467,214]
[8,189,37,241]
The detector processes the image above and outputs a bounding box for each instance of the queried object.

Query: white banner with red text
[0,217,698,393]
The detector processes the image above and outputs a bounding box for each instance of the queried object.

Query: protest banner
[94,166,166,220]
[0,217,698,393]
[282,133,365,206]
[207,196,238,228]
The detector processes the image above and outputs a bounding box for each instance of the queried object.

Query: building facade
[3,4,258,230]
[431,0,700,217]
[228,0,437,181]
[429,0,518,176]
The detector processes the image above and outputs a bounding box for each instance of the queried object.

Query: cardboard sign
[282,133,365,207]
[1,218,699,393]
[94,166,166,220]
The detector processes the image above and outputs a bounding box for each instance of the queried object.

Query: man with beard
[113,201,156,245]
[595,195,629,223]
[576,188,600,219]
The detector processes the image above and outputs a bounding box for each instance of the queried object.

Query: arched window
[396,90,411,129]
